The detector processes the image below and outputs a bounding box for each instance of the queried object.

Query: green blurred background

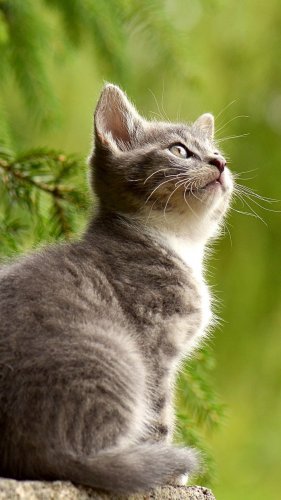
[0,1,281,499]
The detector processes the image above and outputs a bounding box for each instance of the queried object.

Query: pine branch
[0,145,88,246]
[44,0,129,84]
[51,198,72,238]
[176,411,217,485]
[177,347,226,431]
[0,0,56,124]
[176,346,226,485]
[0,159,64,198]
[0,149,86,205]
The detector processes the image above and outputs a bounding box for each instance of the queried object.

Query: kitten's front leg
[150,394,174,443]
[150,396,190,486]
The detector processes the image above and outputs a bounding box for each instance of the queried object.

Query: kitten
[0,84,233,493]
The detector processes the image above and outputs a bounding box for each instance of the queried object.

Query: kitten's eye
[169,144,190,159]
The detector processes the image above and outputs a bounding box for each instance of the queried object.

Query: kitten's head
[90,84,233,243]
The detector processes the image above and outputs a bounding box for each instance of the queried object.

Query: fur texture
[0,84,233,493]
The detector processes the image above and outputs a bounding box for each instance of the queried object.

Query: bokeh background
[0,1,280,499]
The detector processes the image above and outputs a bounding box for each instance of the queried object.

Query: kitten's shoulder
[0,239,97,298]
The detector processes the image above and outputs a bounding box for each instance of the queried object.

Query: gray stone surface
[0,479,215,499]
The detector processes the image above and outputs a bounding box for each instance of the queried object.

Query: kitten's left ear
[94,83,145,151]
[194,113,214,139]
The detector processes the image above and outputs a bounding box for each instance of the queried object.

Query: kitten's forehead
[143,121,213,153]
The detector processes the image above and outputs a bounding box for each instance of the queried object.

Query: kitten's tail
[51,443,199,493]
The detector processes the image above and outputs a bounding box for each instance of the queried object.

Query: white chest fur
[160,232,213,342]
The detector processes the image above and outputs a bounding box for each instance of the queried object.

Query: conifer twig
[0,158,65,199]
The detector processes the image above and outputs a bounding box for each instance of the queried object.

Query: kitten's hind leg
[52,328,148,455]
[2,326,148,480]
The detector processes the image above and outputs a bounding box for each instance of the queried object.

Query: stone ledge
[0,479,215,499]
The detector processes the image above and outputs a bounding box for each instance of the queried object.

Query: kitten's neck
[156,230,205,276]
[132,210,208,274]
[88,210,206,275]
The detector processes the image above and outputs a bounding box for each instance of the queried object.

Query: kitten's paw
[168,473,188,486]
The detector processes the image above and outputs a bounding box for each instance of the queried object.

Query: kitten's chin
[204,170,231,192]
[192,168,233,207]
[135,168,233,243]
[176,168,233,240]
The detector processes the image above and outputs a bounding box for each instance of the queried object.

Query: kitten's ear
[194,113,214,139]
[94,84,145,150]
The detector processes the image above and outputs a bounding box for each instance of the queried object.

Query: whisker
[234,194,267,225]
[142,166,197,184]
[161,80,171,123]
[176,103,182,122]
[224,221,233,246]
[233,168,258,177]
[219,217,232,245]
[235,183,280,203]
[144,178,176,206]
[216,115,249,134]
[230,206,265,220]
[215,99,239,121]
[149,111,167,121]
[148,88,170,123]
[175,175,191,187]
[163,180,187,220]
[234,191,247,208]
[216,133,250,143]
[236,184,278,201]
[144,197,159,226]
[143,168,170,184]
[148,88,165,121]
[233,175,258,182]
[184,182,199,218]
[235,191,281,213]
[143,167,184,184]
[188,180,202,203]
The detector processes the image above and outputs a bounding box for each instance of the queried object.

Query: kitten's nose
[208,156,226,173]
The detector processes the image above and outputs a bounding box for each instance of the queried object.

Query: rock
[0,479,215,499]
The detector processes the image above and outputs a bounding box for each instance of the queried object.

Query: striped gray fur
[0,84,233,493]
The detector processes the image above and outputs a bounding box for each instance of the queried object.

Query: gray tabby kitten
[0,84,233,493]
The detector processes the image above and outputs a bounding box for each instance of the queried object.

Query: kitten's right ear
[94,84,145,151]
[193,113,214,139]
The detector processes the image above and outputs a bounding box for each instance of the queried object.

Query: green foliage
[176,347,226,484]
[0,143,88,256]
[0,0,192,133]
[45,0,128,81]
[0,0,55,125]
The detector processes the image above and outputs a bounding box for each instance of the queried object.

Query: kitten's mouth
[204,177,221,189]
[202,171,225,190]
[184,173,224,193]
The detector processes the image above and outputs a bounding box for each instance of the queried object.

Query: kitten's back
[0,233,199,491]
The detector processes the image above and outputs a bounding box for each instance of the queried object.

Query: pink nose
[209,156,226,173]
